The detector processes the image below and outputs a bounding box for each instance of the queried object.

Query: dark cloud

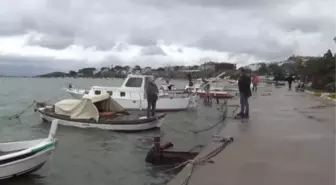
[193,30,295,61]
[140,45,167,56]
[26,34,74,50]
[0,0,334,68]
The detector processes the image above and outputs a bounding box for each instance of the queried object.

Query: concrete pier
[167,87,335,185]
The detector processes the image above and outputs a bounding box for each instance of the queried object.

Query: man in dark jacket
[286,75,294,91]
[237,68,252,118]
[146,77,159,118]
[187,73,193,87]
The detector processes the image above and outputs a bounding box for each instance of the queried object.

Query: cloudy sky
[0,0,335,75]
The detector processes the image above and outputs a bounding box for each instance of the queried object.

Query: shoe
[236,113,243,117]
[243,114,249,119]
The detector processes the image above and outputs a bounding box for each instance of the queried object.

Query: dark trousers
[288,82,292,90]
[239,93,249,115]
[147,98,157,117]
[252,84,257,92]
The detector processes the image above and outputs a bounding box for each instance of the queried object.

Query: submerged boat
[35,93,166,131]
[0,120,58,180]
[185,79,236,99]
[65,74,193,111]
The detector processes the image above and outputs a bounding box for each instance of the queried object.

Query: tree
[78,68,96,77]
[324,49,333,59]
[134,65,141,70]
[156,67,165,72]
[256,63,268,75]
[173,66,181,71]
[114,65,123,71]
[68,70,77,76]
[123,65,131,72]
[268,63,285,79]
[100,67,109,71]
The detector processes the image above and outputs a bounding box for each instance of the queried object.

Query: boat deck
[168,87,335,185]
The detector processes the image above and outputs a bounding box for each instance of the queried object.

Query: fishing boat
[185,79,236,99]
[0,120,58,180]
[35,93,166,131]
[65,74,192,111]
[64,88,88,99]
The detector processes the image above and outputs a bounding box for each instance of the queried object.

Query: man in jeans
[146,77,159,118]
[237,68,252,118]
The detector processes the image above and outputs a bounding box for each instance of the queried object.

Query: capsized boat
[0,120,58,180]
[65,74,193,111]
[35,93,165,131]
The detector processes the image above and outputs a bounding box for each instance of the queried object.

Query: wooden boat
[35,94,165,131]
[0,120,58,180]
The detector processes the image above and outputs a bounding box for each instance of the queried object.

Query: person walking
[237,68,252,118]
[251,74,260,92]
[146,77,159,118]
[286,75,294,91]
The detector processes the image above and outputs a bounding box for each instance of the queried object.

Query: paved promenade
[168,86,335,185]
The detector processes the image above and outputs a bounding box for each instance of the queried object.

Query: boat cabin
[87,74,154,100]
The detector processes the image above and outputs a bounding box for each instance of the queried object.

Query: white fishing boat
[0,120,58,180]
[185,79,236,99]
[64,88,88,99]
[65,74,192,111]
[35,93,165,131]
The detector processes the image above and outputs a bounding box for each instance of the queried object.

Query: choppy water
[0,77,225,185]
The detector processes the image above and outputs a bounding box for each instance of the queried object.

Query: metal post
[154,137,161,154]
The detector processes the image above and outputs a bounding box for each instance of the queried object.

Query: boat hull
[115,98,190,111]
[39,111,165,131]
[198,91,235,98]
[0,148,54,180]
[66,89,190,111]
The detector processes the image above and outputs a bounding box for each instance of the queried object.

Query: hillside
[37,71,68,78]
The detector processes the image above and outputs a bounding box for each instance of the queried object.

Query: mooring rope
[1,102,35,121]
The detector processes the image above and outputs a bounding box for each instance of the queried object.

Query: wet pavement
[168,86,335,185]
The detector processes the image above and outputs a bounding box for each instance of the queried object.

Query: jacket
[238,74,252,97]
[146,81,159,100]
[252,76,259,84]
[287,76,294,83]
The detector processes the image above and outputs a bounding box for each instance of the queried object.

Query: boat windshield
[125,77,143,88]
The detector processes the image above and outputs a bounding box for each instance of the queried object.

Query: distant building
[201,62,216,71]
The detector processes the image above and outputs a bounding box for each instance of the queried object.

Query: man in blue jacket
[146,77,159,118]
[237,68,252,118]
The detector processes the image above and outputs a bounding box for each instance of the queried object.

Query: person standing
[251,74,260,92]
[202,77,211,103]
[286,75,294,91]
[237,68,252,118]
[187,73,193,87]
[146,77,159,118]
